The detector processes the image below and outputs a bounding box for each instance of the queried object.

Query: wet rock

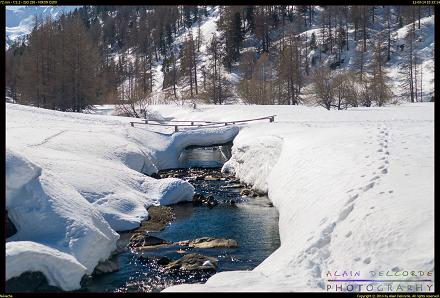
[137,255,171,266]
[240,189,253,196]
[93,256,119,275]
[192,193,206,206]
[157,256,171,266]
[225,199,237,207]
[138,206,175,232]
[80,275,93,288]
[176,237,238,249]
[150,172,160,179]
[228,179,241,184]
[192,194,218,208]
[6,211,17,238]
[204,175,219,181]
[165,253,218,271]
[129,233,170,248]
[205,196,218,208]
[221,184,243,189]
[6,271,62,292]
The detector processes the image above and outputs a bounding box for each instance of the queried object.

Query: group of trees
[235,5,431,109]
[6,14,104,111]
[5,5,433,113]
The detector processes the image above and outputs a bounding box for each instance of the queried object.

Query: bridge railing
[129,115,276,132]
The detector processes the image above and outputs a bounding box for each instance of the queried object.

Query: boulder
[6,271,62,292]
[225,199,237,207]
[221,184,243,189]
[205,196,218,208]
[165,253,218,271]
[192,194,218,208]
[93,256,119,275]
[240,189,252,196]
[157,256,171,266]
[176,237,238,249]
[150,172,160,179]
[129,233,170,248]
[192,193,206,206]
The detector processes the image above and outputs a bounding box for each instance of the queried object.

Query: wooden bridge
[129,115,276,132]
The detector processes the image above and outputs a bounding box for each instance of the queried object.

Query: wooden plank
[131,115,276,130]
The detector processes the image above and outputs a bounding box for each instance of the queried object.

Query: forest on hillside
[5,5,434,115]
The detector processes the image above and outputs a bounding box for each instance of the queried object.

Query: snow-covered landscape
[4,4,435,294]
[6,102,434,292]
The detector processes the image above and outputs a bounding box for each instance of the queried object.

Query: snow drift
[149,103,434,292]
[5,103,238,290]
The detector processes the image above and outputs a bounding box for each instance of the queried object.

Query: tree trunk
[193,50,198,94]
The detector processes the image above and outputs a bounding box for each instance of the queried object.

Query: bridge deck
[129,115,276,132]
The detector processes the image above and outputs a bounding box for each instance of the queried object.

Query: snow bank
[222,133,283,193]
[152,103,434,292]
[6,241,87,291]
[154,125,239,169]
[6,103,239,290]
[6,149,118,289]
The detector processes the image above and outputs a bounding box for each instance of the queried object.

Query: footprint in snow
[346,194,359,205]
[363,182,375,191]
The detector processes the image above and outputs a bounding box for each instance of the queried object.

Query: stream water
[83,146,280,292]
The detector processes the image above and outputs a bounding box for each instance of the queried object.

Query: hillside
[5,5,81,48]
[5,5,435,111]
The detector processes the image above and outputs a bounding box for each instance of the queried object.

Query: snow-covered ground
[5,103,238,290]
[6,102,434,292]
[145,103,434,292]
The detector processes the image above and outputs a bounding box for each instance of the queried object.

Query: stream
[83,146,280,292]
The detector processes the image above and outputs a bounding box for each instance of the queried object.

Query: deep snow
[146,103,434,292]
[5,102,434,292]
[5,103,237,290]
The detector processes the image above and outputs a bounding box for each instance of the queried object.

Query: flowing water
[83,145,280,292]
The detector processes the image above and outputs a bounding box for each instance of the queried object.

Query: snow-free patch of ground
[146,103,434,292]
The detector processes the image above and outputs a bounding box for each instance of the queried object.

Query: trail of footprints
[301,125,393,287]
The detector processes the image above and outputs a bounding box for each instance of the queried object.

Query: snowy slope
[5,103,238,290]
[144,103,434,292]
[147,7,434,105]
[5,5,81,48]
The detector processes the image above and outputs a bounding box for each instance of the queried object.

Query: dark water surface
[84,146,280,292]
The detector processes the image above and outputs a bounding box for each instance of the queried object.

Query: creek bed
[83,148,280,292]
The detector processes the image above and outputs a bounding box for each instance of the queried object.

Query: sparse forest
[5,5,434,113]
